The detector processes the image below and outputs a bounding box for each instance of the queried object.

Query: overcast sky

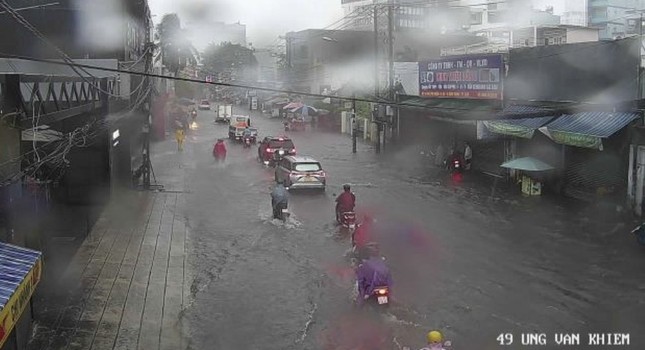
[148,0,344,48]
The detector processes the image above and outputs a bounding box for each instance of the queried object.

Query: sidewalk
[29,140,191,350]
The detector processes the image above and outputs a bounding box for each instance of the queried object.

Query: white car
[198,100,211,110]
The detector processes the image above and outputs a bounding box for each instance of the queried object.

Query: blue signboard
[419,54,503,100]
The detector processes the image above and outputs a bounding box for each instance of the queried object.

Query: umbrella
[290,105,318,115]
[283,102,303,110]
[500,157,554,172]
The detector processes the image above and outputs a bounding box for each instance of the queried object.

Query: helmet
[427,330,443,343]
[343,184,351,191]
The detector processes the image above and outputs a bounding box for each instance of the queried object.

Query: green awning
[398,96,500,120]
[541,112,640,149]
[484,116,556,139]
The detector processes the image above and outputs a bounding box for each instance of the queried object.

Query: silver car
[275,156,326,190]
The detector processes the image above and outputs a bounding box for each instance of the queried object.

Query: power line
[0,51,525,116]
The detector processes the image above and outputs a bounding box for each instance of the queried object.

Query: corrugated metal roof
[497,105,555,118]
[545,112,640,138]
[0,243,42,310]
[494,116,556,129]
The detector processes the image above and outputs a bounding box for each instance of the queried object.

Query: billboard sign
[419,54,502,99]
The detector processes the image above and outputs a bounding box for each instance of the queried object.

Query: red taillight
[377,289,387,295]
[290,149,296,154]
[266,148,272,152]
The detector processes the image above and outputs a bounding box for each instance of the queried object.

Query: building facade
[588,0,645,39]
[340,0,470,33]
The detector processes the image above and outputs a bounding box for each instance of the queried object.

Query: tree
[202,42,258,82]
[156,13,197,74]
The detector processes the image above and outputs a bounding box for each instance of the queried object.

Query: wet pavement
[30,106,645,350]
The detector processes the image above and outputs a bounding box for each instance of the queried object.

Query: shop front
[0,243,42,350]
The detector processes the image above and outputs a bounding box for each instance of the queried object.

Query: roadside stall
[282,102,303,119]
[0,243,43,350]
[501,157,555,196]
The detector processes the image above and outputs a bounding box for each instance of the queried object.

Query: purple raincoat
[356,257,393,304]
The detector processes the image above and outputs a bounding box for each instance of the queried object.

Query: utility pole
[142,22,154,190]
[373,6,379,98]
[352,93,357,153]
[387,0,395,149]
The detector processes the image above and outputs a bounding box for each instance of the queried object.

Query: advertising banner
[419,54,503,99]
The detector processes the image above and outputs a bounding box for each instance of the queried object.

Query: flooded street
[173,110,645,349]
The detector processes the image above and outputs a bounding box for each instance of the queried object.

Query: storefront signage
[0,257,42,348]
[419,54,503,100]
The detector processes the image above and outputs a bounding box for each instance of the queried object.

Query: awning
[496,105,556,119]
[0,243,42,348]
[540,112,640,149]
[484,116,556,139]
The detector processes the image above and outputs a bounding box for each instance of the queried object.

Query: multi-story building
[185,21,247,49]
[285,28,483,93]
[340,0,470,33]
[254,48,280,87]
[0,0,151,61]
[442,25,600,56]
[588,0,645,39]
[562,0,588,27]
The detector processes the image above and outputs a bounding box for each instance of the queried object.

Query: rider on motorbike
[271,179,289,219]
[353,215,375,261]
[355,243,392,307]
[213,139,227,161]
[416,330,451,350]
[336,184,356,222]
[445,149,464,171]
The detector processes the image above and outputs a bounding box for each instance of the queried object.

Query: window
[268,140,295,149]
[294,163,322,172]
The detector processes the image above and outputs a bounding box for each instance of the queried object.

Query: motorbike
[445,158,463,174]
[191,110,197,120]
[273,201,289,222]
[283,121,290,131]
[630,223,645,245]
[339,211,357,232]
[366,286,390,309]
[243,136,252,148]
[270,149,287,167]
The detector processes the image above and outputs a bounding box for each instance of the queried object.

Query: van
[229,115,250,128]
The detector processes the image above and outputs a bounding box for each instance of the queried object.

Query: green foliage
[355,101,371,120]
[156,13,196,74]
[203,42,258,75]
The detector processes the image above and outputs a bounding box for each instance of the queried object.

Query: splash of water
[295,302,318,344]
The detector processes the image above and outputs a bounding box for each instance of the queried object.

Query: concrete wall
[567,28,600,43]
